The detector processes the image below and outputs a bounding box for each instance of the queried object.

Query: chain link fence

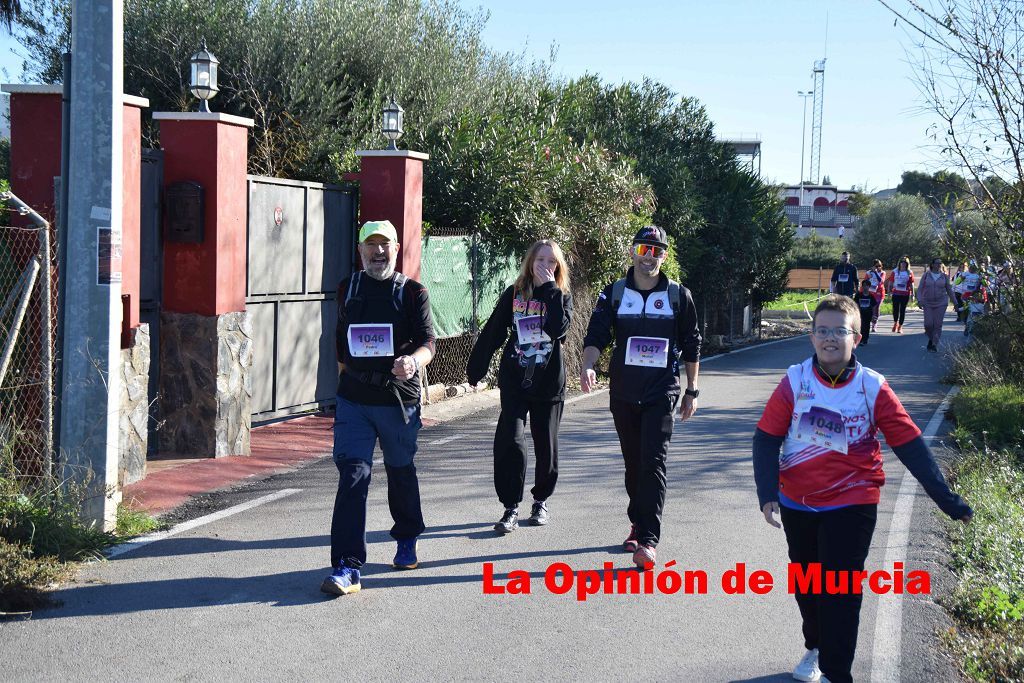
[419,227,517,403]
[0,192,57,487]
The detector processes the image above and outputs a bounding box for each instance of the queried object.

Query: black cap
[633,225,669,248]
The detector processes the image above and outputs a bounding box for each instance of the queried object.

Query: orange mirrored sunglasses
[634,244,666,258]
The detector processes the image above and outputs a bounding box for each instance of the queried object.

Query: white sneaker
[792,648,821,681]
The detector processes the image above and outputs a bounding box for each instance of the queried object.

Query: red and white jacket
[886,268,915,296]
[756,358,921,510]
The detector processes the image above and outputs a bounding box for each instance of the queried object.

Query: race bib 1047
[348,323,394,358]
[515,315,547,345]
[624,336,670,368]
[838,273,849,283]
[793,406,848,454]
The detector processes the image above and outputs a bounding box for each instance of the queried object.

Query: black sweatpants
[610,396,676,548]
[780,504,878,683]
[493,393,563,508]
[859,307,872,343]
[892,294,910,326]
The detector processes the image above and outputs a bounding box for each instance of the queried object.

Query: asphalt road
[1,310,967,682]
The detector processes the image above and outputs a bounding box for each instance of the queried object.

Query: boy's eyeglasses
[634,244,666,258]
[813,326,855,339]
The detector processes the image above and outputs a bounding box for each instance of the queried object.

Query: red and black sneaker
[623,524,639,553]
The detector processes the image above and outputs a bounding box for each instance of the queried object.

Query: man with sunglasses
[581,225,702,570]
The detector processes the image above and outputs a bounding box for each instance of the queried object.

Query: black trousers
[780,504,878,683]
[493,393,563,508]
[892,294,910,325]
[859,308,872,342]
[610,396,676,547]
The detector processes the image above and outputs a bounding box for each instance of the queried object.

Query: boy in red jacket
[752,294,972,683]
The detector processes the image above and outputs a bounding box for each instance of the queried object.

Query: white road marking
[105,488,303,559]
[870,385,960,683]
[429,435,463,446]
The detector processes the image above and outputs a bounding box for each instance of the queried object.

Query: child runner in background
[752,294,972,683]
[866,260,885,332]
[855,278,874,346]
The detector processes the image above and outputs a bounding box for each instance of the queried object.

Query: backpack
[344,270,408,314]
[610,278,681,314]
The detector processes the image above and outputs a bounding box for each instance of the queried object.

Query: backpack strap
[345,270,362,305]
[667,280,681,314]
[392,272,408,311]
[611,278,626,312]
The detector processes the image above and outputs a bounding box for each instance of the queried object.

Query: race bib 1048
[348,323,394,358]
[793,405,848,454]
[515,315,547,345]
[624,336,670,368]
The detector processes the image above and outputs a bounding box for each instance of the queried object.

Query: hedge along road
[1,310,964,682]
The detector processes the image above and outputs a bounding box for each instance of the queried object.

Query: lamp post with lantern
[190,42,220,113]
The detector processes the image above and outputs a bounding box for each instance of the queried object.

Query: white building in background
[781,183,859,238]
[0,94,9,139]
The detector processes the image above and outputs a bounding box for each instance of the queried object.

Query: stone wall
[159,311,252,457]
[119,323,150,486]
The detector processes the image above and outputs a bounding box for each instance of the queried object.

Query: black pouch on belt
[352,369,411,424]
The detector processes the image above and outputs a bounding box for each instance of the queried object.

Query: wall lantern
[382,96,404,150]
[190,41,220,113]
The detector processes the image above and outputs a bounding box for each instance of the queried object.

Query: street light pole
[798,90,814,233]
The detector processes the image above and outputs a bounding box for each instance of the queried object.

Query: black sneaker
[494,507,518,534]
[927,342,937,352]
[529,501,549,526]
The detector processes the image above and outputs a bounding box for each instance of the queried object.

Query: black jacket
[466,282,573,401]
[583,268,701,405]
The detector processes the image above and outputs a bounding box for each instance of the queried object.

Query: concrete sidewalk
[121,388,503,516]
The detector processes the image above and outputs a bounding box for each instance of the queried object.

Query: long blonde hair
[514,240,570,300]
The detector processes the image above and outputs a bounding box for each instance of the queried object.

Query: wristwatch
[684,388,700,398]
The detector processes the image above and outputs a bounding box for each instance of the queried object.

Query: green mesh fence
[419,230,517,392]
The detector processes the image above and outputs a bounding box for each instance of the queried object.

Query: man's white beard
[365,262,395,280]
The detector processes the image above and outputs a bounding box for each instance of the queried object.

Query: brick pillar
[152,112,254,458]
[354,150,429,280]
[3,84,152,488]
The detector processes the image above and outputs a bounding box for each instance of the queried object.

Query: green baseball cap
[359,220,399,244]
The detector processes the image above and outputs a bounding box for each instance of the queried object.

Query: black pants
[780,504,878,683]
[892,294,910,325]
[859,308,872,342]
[493,394,563,508]
[610,397,675,547]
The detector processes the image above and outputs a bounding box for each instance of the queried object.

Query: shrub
[0,538,69,613]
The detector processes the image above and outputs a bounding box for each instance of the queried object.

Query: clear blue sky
[0,1,944,190]
[456,0,945,192]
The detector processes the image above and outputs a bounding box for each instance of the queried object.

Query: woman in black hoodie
[467,239,573,534]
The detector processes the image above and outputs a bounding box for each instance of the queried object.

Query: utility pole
[798,90,813,232]
[59,0,124,528]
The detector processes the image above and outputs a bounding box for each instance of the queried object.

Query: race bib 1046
[515,315,547,345]
[624,336,670,368]
[793,406,848,454]
[348,323,394,358]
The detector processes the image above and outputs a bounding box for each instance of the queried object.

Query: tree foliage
[788,233,845,269]
[847,194,937,267]
[882,0,1023,379]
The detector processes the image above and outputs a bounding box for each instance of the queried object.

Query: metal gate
[246,176,356,423]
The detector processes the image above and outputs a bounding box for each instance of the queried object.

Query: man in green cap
[321,219,436,596]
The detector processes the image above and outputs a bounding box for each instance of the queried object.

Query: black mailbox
[165,181,205,243]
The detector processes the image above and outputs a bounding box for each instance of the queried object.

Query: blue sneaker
[393,538,419,570]
[320,565,361,595]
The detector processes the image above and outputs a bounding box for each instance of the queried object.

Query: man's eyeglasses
[635,244,666,258]
[813,326,856,339]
